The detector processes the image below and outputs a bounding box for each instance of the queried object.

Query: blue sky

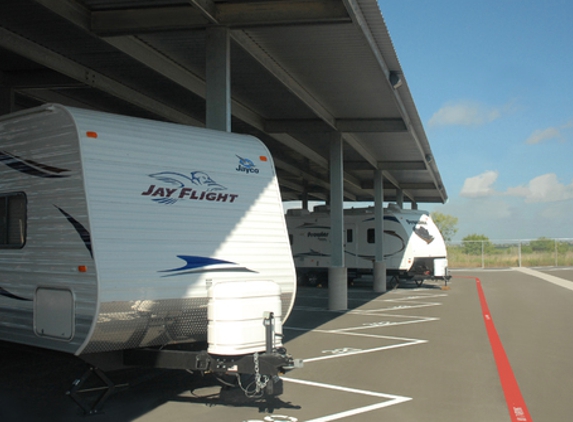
[380,0,573,241]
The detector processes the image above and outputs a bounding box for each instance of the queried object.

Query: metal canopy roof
[0,0,447,205]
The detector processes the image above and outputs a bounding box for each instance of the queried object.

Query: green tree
[462,233,493,255]
[530,237,554,252]
[431,212,458,242]
[530,238,571,254]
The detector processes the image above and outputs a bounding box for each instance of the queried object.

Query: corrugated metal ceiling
[0,0,447,204]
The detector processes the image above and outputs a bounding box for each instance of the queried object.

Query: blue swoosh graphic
[361,216,400,223]
[0,287,31,301]
[55,206,93,258]
[293,249,330,258]
[160,255,256,277]
[0,150,70,178]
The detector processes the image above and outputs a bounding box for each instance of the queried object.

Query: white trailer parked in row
[286,205,449,287]
[0,104,299,410]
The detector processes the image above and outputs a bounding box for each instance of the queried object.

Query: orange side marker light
[86,131,98,138]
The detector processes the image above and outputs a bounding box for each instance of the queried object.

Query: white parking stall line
[385,294,447,303]
[301,328,427,363]
[281,378,412,422]
[304,338,426,363]
[357,302,441,311]
[331,315,439,332]
[294,300,442,313]
[285,314,438,336]
[514,266,573,291]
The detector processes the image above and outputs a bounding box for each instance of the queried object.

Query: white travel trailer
[0,104,298,406]
[286,204,448,286]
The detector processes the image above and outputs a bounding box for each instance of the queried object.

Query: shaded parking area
[1,269,573,421]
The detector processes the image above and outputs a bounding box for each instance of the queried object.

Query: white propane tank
[207,280,283,355]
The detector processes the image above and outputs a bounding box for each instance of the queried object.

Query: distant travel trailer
[286,204,449,286]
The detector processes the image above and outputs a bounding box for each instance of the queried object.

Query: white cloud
[506,173,573,203]
[460,171,499,198]
[525,127,561,144]
[428,101,505,127]
[525,120,572,144]
[460,171,573,204]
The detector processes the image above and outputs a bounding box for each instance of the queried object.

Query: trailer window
[0,192,27,248]
[346,229,353,243]
[367,228,375,244]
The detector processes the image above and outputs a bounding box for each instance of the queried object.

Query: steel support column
[301,183,309,210]
[206,26,231,132]
[396,189,404,209]
[373,168,386,293]
[328,133,347,310]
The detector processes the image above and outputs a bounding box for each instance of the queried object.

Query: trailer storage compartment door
[34,288,74,340]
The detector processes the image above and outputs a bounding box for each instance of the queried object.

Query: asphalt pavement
[1,268,572,422]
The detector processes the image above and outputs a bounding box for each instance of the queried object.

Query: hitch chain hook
[254,352,270,394]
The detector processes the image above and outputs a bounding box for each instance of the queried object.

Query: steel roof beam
[265,118,407,133]
[361,180,435,190]
[0,27,202,127]
[337,118,407,132]
[378,161,428,171]
[90,1,350,36]
[216,0,351,27]
[344,160,427,171]
[232,30,338,130]
[17,88,98,110]
[1,69,85,89]
[91,7,207,36]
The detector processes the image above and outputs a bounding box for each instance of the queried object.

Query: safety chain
[237,352,270,398]
[254,352,270,396]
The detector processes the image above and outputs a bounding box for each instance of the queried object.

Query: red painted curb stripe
[475,277,532,422]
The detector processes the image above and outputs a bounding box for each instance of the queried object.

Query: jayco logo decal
[236,155,259,174]
[141,171,238,204]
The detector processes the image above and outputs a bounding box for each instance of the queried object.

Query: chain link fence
[446,238,573,268]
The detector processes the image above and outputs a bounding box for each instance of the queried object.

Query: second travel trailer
[286,204,449,286]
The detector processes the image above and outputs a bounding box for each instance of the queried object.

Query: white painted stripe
[332,317,438,332]
[303,340,426,363]
[282,378,411,422]
[513,267,573,291]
